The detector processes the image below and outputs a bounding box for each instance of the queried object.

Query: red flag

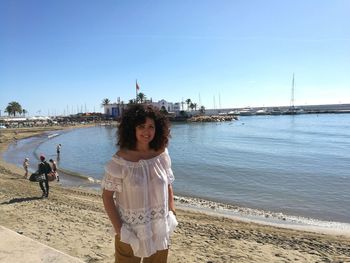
[136,81,140,91]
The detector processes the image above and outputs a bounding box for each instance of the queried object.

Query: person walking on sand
[102,104,177,263]
[38,155,52,198]
[49,159,59,182]
[23,158,29,178]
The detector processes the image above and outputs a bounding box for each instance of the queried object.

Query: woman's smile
[136,117,156,145]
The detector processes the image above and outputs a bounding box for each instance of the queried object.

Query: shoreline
[3,126,350,235]
[1,126,102,185]
[1,127,350,262]
[3,126,350,236]
[176,199,350,238]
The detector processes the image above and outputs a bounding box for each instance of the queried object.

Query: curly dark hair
[117,104,170,150]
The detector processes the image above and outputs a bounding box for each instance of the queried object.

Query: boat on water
[256,109,268,115]
[239,108,255,116]
[227,110,240,116]
[284,107,304,115]
[269,107,282,115]
[285,73,303,115]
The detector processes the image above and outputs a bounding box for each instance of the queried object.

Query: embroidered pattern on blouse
[101,173,123,192]
[119,206,166,225]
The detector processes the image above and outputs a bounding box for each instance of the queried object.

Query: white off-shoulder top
[101,148,178,258]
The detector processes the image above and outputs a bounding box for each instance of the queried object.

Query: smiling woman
[101,104,177,262]
[117,104,170,152]
[135,117,156,148]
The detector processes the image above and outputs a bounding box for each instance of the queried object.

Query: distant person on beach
[23,158,29,178]
[38,155,52,198]
[102,104,177,262]
[56,144,61,155]
[49,159,59,182]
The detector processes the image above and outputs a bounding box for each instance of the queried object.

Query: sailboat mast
[290,73,295,109]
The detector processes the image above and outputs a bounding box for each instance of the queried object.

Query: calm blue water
[4,114,350,223]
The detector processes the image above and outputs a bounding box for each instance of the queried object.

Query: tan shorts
[115,235,168,263]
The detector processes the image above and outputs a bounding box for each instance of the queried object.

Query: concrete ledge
[0,225,84,263]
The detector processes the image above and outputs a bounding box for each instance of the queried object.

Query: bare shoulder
[116,149,129,159]
[156,148,166,156]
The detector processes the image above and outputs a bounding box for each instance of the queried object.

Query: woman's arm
[102,189,123,234]
[168,184,176,215]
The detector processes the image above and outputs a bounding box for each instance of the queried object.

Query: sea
[3,113,350,232]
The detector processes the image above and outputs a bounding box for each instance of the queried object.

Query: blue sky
[1,0,349,116]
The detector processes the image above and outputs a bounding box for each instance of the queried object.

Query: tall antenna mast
[290,73,295,109]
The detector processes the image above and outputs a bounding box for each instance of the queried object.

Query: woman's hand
[114,223,122,235]
[102,189,123,235]
[168,184,176,216]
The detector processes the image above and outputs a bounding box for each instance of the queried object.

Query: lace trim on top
[119,205,166,226]
[101,174,123,192]
[101,148,174,193]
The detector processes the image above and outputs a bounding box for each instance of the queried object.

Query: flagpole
[136,79,138,103]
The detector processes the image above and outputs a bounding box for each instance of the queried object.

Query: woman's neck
[136,143,151,153]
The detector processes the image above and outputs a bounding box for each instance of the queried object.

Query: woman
[102,104,177,263]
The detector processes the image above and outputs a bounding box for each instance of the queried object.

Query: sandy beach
[1,127,350,262]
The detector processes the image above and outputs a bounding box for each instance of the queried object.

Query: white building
[151,100,180,113]
[103,103,124,118]
[103,99,181,118]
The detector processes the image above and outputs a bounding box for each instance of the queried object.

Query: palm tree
[137,92,146,104]
[22,109,28,117]
[193,103,197,111]
[5,101,22,116]
[189,102,195,111]
[4,106,11,116]
[185,99,191,111]
[101,98,110,107]
[199,106,205,115]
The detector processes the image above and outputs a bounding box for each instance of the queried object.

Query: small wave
[58,167,100,183]
[174,195,350,236]
[48,133,59,139]
[87,177,101,184]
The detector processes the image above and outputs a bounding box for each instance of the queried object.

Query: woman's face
[135,117,156,146]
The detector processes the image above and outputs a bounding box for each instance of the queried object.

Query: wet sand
[1,127,350,262]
